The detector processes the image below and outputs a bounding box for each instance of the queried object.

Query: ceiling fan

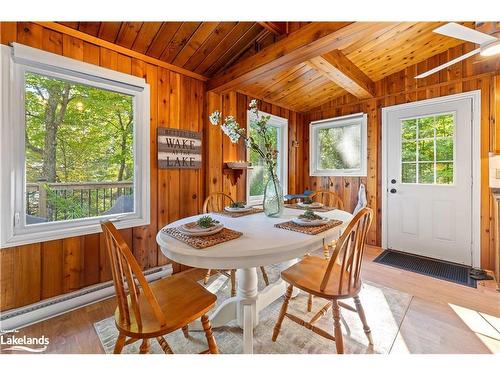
[415,22,500,79]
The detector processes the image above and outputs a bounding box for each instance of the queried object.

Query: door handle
[390,188,397,194]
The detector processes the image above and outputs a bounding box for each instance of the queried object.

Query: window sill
[1,215,149,249]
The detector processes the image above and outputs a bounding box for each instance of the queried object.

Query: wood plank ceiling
[233,22,475,111]
[59,21,475,112]
[57,22,269,77]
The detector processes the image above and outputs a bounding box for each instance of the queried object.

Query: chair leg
[139,339,150,354]
[182,325,189,338]
[354,295,373,345]
[260,266,270,286]
[272,284,293,342]
[332,300,344,354]
[307,294,313,312]
[113,333,126,354]
[230,269,236,297]
[156,336,173,354]
[204,269,212,284]
[201,314,219,354]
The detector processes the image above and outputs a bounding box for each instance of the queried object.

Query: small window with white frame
[246,110,288,206]
[309,113,367,176]
[0,43,150,248]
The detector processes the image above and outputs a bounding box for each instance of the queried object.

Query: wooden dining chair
[101,221,219,354]
[202,192,270,296]
[310,190,344,210]
[306,190,345,311]
[272,207,374,354]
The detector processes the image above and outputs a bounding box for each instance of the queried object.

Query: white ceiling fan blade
[434,23,497,45]
[415,48,480,79]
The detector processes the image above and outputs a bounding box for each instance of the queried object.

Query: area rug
[94,263,411,354]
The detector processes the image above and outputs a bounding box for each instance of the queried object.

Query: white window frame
[309,113,368,177]
[246,110,288,206]
[0,43,150,248]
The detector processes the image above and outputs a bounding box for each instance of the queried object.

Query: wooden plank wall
[0,22,205,311]
[303,43,500,270]
[205,92,304,203]
[1,22,498,312]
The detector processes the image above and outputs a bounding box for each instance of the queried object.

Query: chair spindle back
[203,192,235,213]
[101,221,166,329]
[310,190,344,210]
[320,207,373,294]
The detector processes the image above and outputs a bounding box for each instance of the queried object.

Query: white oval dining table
[156,207,353,354]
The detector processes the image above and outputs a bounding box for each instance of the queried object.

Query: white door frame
[381,90,481,268]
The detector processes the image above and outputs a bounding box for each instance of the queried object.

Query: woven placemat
[215,207,264,218]
[284,204,337,212]
[275,219,343,235]
[162,227,243,249]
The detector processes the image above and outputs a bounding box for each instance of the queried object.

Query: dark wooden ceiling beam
[257,22,287,35]
[307,50,375,99]
[207,22,397,93]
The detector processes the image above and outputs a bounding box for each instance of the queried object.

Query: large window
[400,113,455,185]
[0,43,150,247]
[309,113,367,176]
[246,111,288,205]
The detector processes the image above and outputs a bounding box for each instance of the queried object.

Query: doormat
[374,250,477,288]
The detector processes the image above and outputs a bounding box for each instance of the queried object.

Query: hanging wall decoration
[157,128,202,169]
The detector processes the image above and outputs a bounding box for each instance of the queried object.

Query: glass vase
[263,168,284,217]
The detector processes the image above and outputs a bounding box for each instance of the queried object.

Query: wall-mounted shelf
[223,162,251,185]
[225,161,251,170]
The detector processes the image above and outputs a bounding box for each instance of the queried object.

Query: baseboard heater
[0,264,173,331]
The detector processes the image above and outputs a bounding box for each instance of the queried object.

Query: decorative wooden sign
[157,128,202,169]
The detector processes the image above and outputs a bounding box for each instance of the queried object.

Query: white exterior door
[384,96,474,265]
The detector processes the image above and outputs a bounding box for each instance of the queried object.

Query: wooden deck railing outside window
[26,181,133,222]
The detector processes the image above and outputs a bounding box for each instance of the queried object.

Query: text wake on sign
[158,128,202,169]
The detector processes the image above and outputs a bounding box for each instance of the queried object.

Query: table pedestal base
[190,261,297,354]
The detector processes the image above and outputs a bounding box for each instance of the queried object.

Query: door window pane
[418,163,434,184]
[402,163,417,183]
[401,119,417,140]
[436,138,453,161]
[401,141,416,162]
[25,72,135,224]
[435,114,454,137]
[436,162,454,184]
[400,113,454,185]
[418,139,434,161]
[418,116,434,138]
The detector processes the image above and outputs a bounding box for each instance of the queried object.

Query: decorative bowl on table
[178,216,224,237]
[292,210,329,226]
[224,201,252,213]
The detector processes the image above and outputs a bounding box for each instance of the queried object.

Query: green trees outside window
[400,114,454,185]
[25,72,134,222]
